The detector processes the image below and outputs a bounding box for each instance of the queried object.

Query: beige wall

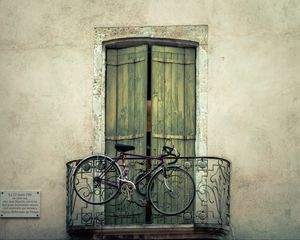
[0,0,299,239]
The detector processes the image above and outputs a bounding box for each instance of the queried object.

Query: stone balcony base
[68,224,230,240]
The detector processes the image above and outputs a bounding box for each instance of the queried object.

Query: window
[93,25,208,226]
[104,42,196,224]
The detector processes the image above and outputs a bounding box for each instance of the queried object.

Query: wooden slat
[184,48,196,158]
[128,52,135,146]
[152,46,165,155]
[134,45,148,154]
[117,49,129,139]
[106,49,118,157]
[106,49,118,141]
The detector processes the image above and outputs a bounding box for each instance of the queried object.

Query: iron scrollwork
[66,156,231,230]
[195,157,231,226]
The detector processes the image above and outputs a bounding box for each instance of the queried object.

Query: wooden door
[105,45,148,224]
[105,44,196,225]
[151,45,196,224]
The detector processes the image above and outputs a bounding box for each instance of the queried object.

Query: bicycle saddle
[115,143,135,152]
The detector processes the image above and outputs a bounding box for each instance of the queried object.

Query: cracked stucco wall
[0,0,300,239]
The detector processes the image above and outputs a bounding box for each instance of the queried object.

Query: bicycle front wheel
[73,155,121,205]
[147,165,195,216]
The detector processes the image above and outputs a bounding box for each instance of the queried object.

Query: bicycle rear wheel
[73,155,121,205]
[147,165,195,216]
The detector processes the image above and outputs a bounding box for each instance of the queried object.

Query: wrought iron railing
[66,157,231,232]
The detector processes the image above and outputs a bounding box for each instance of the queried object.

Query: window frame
[105,37,199,49]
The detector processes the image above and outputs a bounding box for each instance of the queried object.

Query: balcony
[66,157,231,239]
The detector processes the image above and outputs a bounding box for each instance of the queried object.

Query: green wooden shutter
[105,44,196,225]
[151,45,196,224]
[105,45,148,224]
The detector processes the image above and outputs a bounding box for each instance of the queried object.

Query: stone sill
[68,224,230,239]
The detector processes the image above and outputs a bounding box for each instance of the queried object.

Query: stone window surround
[93,25,208,156]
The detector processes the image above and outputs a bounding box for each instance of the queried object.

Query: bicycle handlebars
[162,146,180,158]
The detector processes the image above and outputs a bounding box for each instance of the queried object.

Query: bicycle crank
[120,179,136,201]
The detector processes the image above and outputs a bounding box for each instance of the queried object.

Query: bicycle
[73,143,195,216]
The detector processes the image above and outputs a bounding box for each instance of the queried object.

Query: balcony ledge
[66,156,231,239]
[68,224,230,239]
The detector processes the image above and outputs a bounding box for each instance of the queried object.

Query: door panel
[151,45,196,224]
[105,44,196,225]
[105,45,148,224]
[151,45,196,156]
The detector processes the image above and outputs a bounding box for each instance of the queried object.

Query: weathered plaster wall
[206,1,300,239]
[0,0,299,239]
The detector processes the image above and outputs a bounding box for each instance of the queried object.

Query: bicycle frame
[75,148,179,191]
[113,151,176,187]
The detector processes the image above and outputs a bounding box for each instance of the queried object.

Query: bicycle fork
[162,166,175,198]
[163,178,173,192]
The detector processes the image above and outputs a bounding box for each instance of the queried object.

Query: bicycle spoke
[148,166,195,216]
[73,155,121,205]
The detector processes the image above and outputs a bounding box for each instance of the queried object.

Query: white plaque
[0,191,40,218]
